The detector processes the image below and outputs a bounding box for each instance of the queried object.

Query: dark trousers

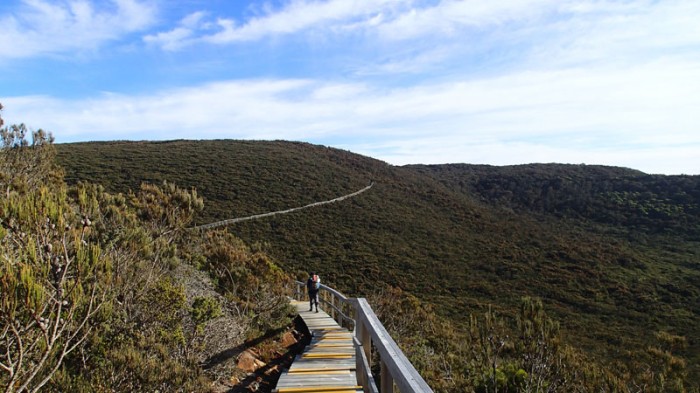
[308,291,319,309]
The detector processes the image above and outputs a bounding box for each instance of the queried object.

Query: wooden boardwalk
[274,300,362,393]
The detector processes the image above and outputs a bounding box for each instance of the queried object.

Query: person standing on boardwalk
[307,272,321,312]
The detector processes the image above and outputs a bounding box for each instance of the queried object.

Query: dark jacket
[307,276,319,294]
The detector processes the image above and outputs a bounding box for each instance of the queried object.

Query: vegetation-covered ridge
[55,139,700,391]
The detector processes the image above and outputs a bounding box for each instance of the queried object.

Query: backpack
[313,274,321,289]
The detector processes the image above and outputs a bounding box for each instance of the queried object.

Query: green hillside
[55,140,700,387]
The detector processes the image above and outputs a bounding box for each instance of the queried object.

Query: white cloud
[531,0,700,67]
[139,0,700,80]
[353,45,456,75]
[144,0,413,49]
[374,0,556,41]
[143,11,207,51]
[206,0,405,43]
[0,0,157,59]
[366,0,700,76]
[142,26,193,51]
[4,56,699,174]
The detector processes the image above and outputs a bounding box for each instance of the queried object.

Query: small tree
[470,307,510,393]
[0,122,59,197]
[0,185,111,393]
[517,297,564,392]
[0,108,111,392]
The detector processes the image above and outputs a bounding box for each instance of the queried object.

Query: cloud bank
[6,57,699,174]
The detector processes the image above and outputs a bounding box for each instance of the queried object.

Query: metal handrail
[293,281,433,393]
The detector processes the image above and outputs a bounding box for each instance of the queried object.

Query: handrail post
[330,292,337,322]
[355,337,367,392]
[381,361,393,393]
[354,336,379,393]
[355,305,372,369]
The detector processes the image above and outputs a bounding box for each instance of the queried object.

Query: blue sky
[1,0,699,175]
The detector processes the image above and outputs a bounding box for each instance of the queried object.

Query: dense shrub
[1,107,294,392]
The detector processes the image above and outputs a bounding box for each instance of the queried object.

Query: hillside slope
[56,140,700,382]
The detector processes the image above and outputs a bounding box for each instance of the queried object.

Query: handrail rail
[293,281,433,393]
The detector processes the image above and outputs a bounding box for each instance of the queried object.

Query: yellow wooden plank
[313,337,352,341]
[307,348,355,355]
[315,339,352,342]
[284,370,350,376]
[288,367,355,374]
[314,332,351,335]
[302,351,354,356]
[312,327,347,331]
[278,387,359,392]
[302,354,353,359]
[276,385,362,393]
[279,390,359,393]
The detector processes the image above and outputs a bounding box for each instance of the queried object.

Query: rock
[237,350,259,373]
[280,331,297,347]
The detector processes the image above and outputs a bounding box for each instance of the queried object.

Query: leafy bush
[199,230,292,335]
[1,107,295,391]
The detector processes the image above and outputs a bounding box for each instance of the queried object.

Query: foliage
[371,288,694,393]
[196,230,292,335]
[191,296,222,335]
[55,140,700,390]
[1,108,295,391]
[410,163,700,238]
[0,113,109,392]
[0,123,60,197]
[0,186,111,392]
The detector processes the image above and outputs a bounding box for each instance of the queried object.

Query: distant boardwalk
[192,183,373,231]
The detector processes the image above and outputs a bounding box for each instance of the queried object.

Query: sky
[1,0,699,175]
